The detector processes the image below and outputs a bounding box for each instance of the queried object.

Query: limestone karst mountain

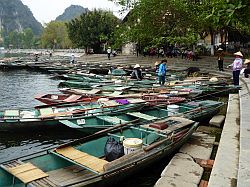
[0,0,43,35]
[55,5,89,22]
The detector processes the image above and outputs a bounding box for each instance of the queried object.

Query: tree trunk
[210,31,214,56]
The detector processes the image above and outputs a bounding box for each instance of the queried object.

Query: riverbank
[0,52,248,186]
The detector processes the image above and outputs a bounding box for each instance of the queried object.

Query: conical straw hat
[244,59,250,64]
[234,51,243,57]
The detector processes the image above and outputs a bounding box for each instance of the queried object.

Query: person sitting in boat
[131,64,143,80]
[34,53,39,61]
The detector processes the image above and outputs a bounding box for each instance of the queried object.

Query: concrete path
[208,94,240,187]
[155,132,215,187]
[237,77,250,187]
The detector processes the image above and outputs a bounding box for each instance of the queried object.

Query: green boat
[58,100,224,133]
[0,98,145,132]
[0,116,198,187]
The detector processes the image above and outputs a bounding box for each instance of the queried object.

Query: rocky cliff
[0,0,43,35]
[56,5,88,22]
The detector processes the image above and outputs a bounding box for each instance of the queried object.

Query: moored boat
[35,93,101,105]
[0,98,146,132]
[0,116,198,187]
[58,99,224,132]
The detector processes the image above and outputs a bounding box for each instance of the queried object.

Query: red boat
[35,94,100,105]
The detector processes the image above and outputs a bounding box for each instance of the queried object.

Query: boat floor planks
[0,160,57,187]
[47,165,95,186]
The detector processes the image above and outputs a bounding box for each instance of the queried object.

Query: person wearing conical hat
[131,64,143,80]
[217,48,224,71]
[243,59,250,78]
[228,51,243,85]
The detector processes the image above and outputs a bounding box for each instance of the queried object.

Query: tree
[22,28,34,48]
[66,9,120,53]
[40,21,72,49]
[111,0,250,54]
[112,0,200,48]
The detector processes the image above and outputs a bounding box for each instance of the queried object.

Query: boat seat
[0,161,57,186]
[101,100,120,106]
[54,146,108,174]
[97,116,128,125]
[127,98,145,104]
[107,91,123,96]
[88,89,101,95]
[63,94,82,102]
[114,86,131,91]
[4,109,19,118]
[39,108,54,117]
[127,112,157,121]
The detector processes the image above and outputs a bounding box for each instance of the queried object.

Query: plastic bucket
[123,138,143,155]
[167,104,179,116]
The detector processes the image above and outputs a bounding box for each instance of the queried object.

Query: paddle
[56,118,141,149]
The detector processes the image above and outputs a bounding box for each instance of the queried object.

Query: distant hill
[0,0,43,35]
[56,5,89,21]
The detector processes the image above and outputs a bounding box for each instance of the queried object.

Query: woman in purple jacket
[228,51,243,85]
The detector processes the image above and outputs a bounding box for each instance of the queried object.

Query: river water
[0,69,86,162]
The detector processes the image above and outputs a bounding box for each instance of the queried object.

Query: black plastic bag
[104,137,124,161]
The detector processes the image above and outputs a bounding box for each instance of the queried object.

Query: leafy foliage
[111,0,250,48]
[66,9,120,53]
[40,21,72,49]
[3,29,36,48]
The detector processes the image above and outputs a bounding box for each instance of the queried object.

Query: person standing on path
[70,54,75,64]
[243,59,250,78]
[158,59,167,85]
[228,51,243,86]
[217,48,225,71]
[107,47,111,60]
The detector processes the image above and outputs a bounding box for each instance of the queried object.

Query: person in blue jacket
[158,59,167,85]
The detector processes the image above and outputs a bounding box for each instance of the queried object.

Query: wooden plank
[4,109,19,117]
[39,108,54,116]
[47,165,94,184]
[127,112,157,121]
[55,146,108,173]
[6,163,37,175]
[97,116,128,124]
[3,162,49,184]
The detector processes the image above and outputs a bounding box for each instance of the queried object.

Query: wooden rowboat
[0,98,146,132]
[35,93,100,105]
[0,116,198,187]
[58,99,223,133]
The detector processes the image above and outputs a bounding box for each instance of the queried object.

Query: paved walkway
[237,77,250,186]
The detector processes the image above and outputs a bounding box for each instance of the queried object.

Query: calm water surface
[0,69,163,186]
[0,69,85,163]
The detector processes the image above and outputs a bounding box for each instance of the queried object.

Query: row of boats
[0,64,235,186]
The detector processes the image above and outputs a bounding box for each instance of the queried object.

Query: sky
[21,0,123,24]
